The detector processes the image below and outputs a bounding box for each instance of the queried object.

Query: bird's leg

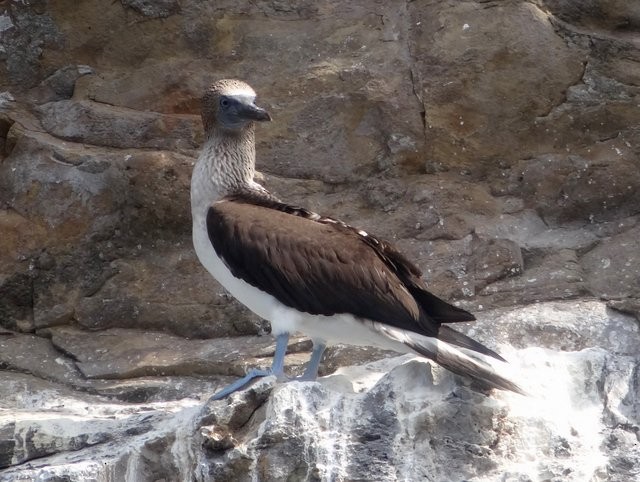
[209,332,290,401]
[269,331,290,379]
[294,341,327,381]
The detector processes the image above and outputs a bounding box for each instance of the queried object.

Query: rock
[0,371,204,473]
[0,332,86,386]
[0,124,233,337]
[72,244,267,338]
[467,300,640,356]
[0,1,64,87]
[319,344,396,378]
[0,209,47,275]
[90,375,220,404]
[410,1,586,168]
[607,298,640,323]
[474,209,600,252]
[198,348,637,481]
[43,325,309,380]
[586,215,639,239]
[33,303,74,329]
[0,301,638,480]
[1,0,640,480]
[28,64,94,104]
[1,0,637,325]
[580,225,640,299]
[510,154,640,226]
[476,250,588,307]
[37,99,201,152]
[121,0,180,19]
[542,0,640,30]
[122,149,194,233]
[0,272,34,332]
[196,300,640,481]
[0,127,127,246]
[470,237,523,289]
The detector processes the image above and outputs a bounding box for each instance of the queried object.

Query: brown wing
[206,197,441,336]
[206,194,507,361]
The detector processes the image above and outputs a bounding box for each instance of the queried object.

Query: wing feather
[207,198,428,333]
[205,194,504,361]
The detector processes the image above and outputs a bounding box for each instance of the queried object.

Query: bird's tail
[375,323,526,395]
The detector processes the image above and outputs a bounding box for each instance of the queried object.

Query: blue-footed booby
[191,79,523,399]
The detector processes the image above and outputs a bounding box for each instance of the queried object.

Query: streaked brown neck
[198,123,257,194]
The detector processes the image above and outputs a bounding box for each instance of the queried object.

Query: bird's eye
[220,98,230,108]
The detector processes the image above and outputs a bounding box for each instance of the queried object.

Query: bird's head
[202,79,271,133]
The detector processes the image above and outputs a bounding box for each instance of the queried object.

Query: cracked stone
[0,332,85,386]
[44,325,310,380]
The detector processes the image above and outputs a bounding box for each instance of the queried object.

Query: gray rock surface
[0,301,638,481]
[1,0,639,480]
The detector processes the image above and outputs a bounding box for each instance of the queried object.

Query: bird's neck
[192,126,257,203]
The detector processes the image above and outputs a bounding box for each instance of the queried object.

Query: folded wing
[207,193,504,362]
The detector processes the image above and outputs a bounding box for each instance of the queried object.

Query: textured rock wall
[1,0,639,480]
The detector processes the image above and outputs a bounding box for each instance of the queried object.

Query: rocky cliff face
[1,0,639,480]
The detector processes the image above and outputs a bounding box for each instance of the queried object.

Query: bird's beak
[240,103,272,122]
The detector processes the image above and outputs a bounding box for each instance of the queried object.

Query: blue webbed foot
[209,367,275,401]
[208,336,328,400]
[209,332,290,401]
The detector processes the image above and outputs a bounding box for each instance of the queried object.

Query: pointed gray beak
[241,103,272,122]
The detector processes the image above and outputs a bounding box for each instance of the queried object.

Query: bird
[190,79,524,400]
